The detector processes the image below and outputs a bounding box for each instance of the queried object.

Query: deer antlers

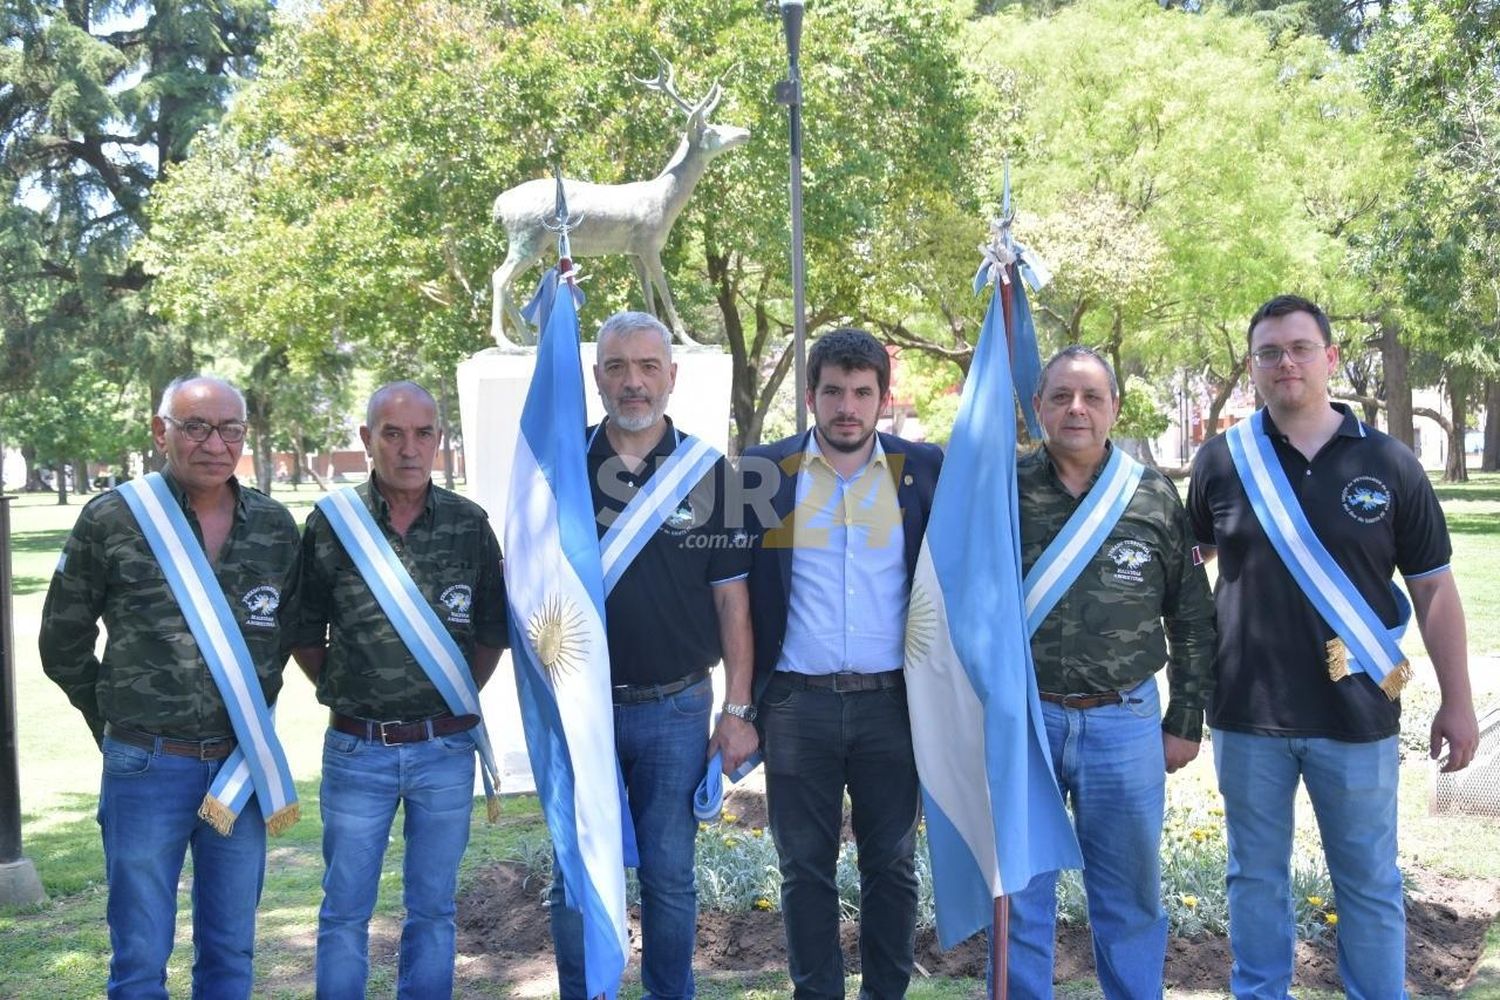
[631,50,724,121]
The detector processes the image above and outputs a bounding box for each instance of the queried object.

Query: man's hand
[1163,733,1200,774]
[708,713,760,774]
[1431,701,1479,773]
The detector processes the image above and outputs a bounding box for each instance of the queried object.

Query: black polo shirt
[1187,404,1451,741]
[588,417,751,686]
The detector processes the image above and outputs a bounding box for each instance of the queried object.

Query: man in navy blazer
[742,328,942,1000]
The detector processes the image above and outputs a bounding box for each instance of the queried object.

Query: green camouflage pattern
[1019,445,1216,741]
[293,479,506,720]
[39,472,301,744]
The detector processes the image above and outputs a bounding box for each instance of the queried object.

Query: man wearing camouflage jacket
[1004,347,1216,998]
[292,381,506,1000]
[40,374,301,999]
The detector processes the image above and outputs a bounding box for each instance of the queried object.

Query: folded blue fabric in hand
[693,749,764,822]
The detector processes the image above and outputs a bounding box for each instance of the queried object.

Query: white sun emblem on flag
[527,595,588,680]
[905,583,938,665]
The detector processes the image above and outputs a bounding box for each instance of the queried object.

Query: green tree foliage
[144,0,976,449]
[1,0,272,477]
[956,0,1394,447]
[1357,0,1500,480]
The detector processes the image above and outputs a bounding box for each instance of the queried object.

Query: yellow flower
[723,812,739,824]
[1181,895,1199,909]
[722,836,736,847]
[1306,895,1324,907]
[751,827,764,837]
[1209,806,1224,817]
[1325,912,1339,926]
[1190,829,1207,842]
[698,822,709,831]
[753,898,772,911]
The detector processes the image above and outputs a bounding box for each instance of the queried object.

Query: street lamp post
[0,494,46,907]
[776,0,808,433]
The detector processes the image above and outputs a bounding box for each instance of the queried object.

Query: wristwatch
[721,702,758,723]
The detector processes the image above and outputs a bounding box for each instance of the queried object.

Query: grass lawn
[2,472,1499,998]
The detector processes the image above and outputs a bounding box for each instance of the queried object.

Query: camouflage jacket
[1018,445,1217,741]
[39,472,301,743]
[293,478,506,720]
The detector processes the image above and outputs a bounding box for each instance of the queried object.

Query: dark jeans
[551,676,712,1000]
[761,673,920,1000]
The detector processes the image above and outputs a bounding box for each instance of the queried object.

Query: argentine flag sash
[591,423,721,596]
[115,474,299,836]
[317,487,504,819]
[1021,445,1145,638]
[1226,410,1412,698]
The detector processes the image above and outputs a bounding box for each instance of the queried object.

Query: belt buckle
[830,673,852,694]
[199,739,225,761]
[378,720,402,746]
[1060,693,1086,709]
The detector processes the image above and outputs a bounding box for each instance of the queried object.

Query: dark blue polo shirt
[587,417,751,686]
[1187,404,1451,742]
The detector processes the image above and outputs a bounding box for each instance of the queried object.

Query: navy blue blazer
[742,430,944,703]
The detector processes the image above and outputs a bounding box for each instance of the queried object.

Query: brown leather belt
[776,669,905,693]
[331,712,479,746]
[612,669,711,706]
[1039,691,1123,709]
[104,722,236,760]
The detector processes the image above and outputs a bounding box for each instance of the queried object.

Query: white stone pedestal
[457,344,734,793]
[0,858,46,907]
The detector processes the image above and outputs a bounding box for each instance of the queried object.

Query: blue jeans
[315,727,477,1000]
[97,733,267,1000]
[1005,678,1167,999]
[551,675,711,1000]
[761,674,920,1000]
[1212,729,1405,1000]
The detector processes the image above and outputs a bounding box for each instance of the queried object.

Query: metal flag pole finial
[542,162,585,281]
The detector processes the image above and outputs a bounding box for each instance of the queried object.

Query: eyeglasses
[164,416,248,443]
[1251,342,1325,369]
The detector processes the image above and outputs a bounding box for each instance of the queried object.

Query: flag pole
[544,165,611,1000]
[990,157,1018,1000]
[777,0,808,433]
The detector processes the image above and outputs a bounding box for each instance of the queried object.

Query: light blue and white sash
[318,487,504,819]
[1226,410,1412,697]
[116,474,299,836]
[592,425,721,596]
[1021,446,1145,638]
[693,748,764,823]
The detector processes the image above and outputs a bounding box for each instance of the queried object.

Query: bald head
[157,375,247,421]
[366,381,437,428]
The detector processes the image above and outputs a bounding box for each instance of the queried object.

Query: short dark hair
[1038,345,1118,400]
[807,327,891,399]
[1248,295,1332,347]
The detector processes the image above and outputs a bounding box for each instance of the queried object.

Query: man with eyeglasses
[1187,294,1478,998]
[292,380,506,999]
[40,374,302,998]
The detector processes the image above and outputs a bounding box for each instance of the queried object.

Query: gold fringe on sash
[1378,660,1412,701]
[1325,638,1350,683]
[486,794,501,824]
[266,802,301,836]
[198,796,238,837]
[198,797,300,836]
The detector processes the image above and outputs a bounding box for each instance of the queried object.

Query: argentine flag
[505,267,629,998]
[904,272,1083,949]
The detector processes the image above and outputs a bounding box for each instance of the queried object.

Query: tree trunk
[438,385,456,490]
[21,445,44,491]
[1202,375,1238,442]
[54,462,68,505]
[247,394,274,494]
[1444,376,1468,483]
[1483,379,1499,473]
[290,426,305,488]
[73,458,89,495]
[1379,321,1413,449]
